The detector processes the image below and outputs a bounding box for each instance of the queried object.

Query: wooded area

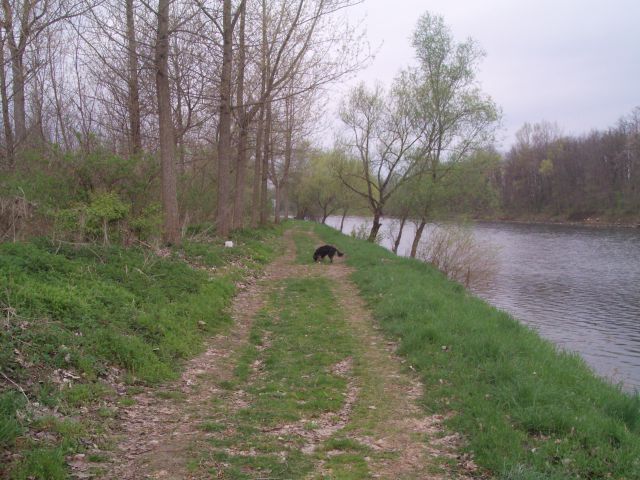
[501,113,640,221]
[0,1,637,249]
[0,0,366,245]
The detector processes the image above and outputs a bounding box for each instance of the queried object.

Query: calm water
[326,216,640,391]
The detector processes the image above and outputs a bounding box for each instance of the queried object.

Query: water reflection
[326,216,640,392]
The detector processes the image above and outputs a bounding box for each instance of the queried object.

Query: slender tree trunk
[7,43,25,148]
[282,182,290,220]
[0,34,14,166]
[31,77,45,145]
[216,0,234,238]
[368,210,382,243]
[1,1,25,149]
[274,181,281,224]
[126,0,142,155]
[275,101,293,224]
[251,105,264,227]
[392,216,407,254]
[260,100,272,225]
[171,40,186,171]
[10,52,26,147]
[48,41,70,151]
[339,208,348,232]
[155,0,180,245]
[232,1,247,230]
[410,219,427,258]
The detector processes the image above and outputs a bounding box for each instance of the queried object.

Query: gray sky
[333,0,640,150]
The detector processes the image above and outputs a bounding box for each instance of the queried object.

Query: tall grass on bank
[0,226,282,479]
[310,221,640,479]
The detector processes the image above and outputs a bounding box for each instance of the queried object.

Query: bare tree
[155,0,179,244]
[338,81,425,242]
[125,0,141,155]
[1,0,86,152]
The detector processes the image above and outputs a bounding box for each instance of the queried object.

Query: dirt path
[79,228,474,479]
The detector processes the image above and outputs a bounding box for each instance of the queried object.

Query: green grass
[292,227,319,264]
[0,225,282,478]
[309,220,640,479]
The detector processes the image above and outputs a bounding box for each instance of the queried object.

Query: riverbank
[312,221,640,479]
[486,213,640,229]
[2,223,639,478]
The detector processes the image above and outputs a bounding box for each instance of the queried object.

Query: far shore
[479,214,640,229]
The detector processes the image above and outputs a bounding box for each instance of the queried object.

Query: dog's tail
[337,250,344,257]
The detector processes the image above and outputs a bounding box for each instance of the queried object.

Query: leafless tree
[155,0,179,244]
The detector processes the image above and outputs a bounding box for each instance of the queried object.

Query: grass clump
[0,225,282,478]
[310,221,640,479]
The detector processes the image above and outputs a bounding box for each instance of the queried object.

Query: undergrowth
[0,225,282,478]
[310,221,640,479]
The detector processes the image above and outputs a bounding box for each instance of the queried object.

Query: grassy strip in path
[0,226,282,479]
[195,276,360,479]
[311,221,640,479]
[291,226,318,265]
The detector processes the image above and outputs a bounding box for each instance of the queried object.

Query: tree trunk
[233,126,249,229]
[260,100,272,225]
[126,0,142,155]
[274,181,281,224]
[0,33,14,166]
[276,100,294,223]
[216,0,234,238]
[368,211,382,243]
[251,105,264,228]
[48,37,70,151]
[232,1,247,230]
[410,219,427,258]
[155,0,180,245]
[2,1,26,149]
[392,216,407,254]
[339,208,348,232]
[10,51,26,147]
[282,182,290,220]
[5,32,26,148]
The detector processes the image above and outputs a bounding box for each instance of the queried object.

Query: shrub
[418,223,498,288]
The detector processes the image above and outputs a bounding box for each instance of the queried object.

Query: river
[325,215,640,392]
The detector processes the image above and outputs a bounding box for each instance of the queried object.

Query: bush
[417,223,498,288]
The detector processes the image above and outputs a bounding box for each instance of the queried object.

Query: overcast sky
[330,0,640,150]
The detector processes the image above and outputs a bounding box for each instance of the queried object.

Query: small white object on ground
[224,241,234,248]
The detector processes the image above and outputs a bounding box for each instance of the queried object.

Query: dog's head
[313,253,319,262]
[337,251,344,257]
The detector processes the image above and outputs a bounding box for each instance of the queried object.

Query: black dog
[313,245,344,263]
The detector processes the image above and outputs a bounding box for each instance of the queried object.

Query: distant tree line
[501,109,640,221]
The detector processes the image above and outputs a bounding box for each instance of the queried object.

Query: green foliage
[312,221,640,479]
[129,203,163,241]
[87,191,129,222]
[291,150,360,221]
